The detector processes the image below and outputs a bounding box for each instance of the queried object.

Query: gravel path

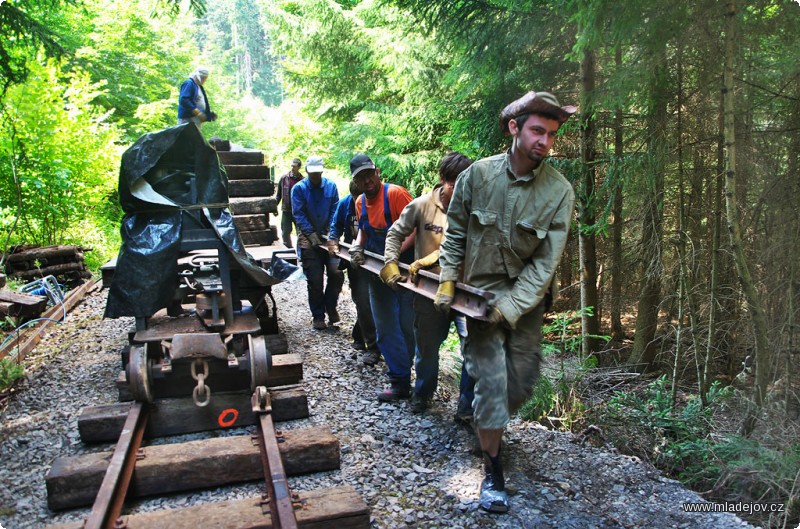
[0,278,753,529]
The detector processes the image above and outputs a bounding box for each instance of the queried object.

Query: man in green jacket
[434,91,577,513]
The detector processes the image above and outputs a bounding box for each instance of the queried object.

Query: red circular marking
[218,408,239,428]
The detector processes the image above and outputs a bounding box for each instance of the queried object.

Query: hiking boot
[479,451,509,513]
[377,383,410,402]
[362,349,381,366]
[410,395,429,414]
[312,319,327,330]
[327,309,341,325]
[454,400,474,426]
[351,341,367,351]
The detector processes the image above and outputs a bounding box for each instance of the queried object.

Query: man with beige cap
[434,91,577,513]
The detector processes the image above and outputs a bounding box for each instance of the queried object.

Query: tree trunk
[674,43,706,404]
[579,46,600,355]
[722,0,771,425]
[610,50,625,342]
[628,54,668,371]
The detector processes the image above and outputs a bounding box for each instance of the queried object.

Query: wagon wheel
[248,334,271,391]
[128,344,153,403]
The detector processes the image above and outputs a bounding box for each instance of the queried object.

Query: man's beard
[526,150,543,168]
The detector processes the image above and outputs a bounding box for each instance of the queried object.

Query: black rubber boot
[377,381,410,402]
[479,450,509,513]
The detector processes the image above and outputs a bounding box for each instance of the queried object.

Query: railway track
[41,332,368,529]
[41,293,369,529]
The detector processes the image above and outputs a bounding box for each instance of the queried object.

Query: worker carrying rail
[434,91,577,513]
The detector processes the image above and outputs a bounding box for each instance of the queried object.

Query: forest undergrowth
[439,307,800,529]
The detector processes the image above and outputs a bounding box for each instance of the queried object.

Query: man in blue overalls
[327,180,381,365]
[347,154,417,401]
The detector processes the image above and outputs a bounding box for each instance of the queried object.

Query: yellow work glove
[348,244,365,268]
[433,280,455,313]
[472,305,506,332]
[379,262,403,291]
[326,239,340,256]
[407,250,440,284]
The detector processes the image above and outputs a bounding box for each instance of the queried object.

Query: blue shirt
[290,177,340,236]
[329,195,358,243]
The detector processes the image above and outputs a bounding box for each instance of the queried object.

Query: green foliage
[0,0,78,96]
[542,306,609,356]
[0,59,121,264]
[0,357,25,392]
[439,327,462,356]
[263,0,531,192]
[200,0,283,106]
[70,0,200,141]
[519,373,588,430]
[606,376,729,448]
[599,377,800,526]
[518,308,607,430]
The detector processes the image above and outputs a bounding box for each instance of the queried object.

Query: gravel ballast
[0,278,753,529]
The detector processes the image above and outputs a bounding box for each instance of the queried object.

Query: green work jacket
[439,152,575,328]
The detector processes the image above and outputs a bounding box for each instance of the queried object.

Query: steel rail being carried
[253,386,299,529]
[335,241,494,320]
[83,402,149,529]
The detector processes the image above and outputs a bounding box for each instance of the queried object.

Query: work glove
[307,232,323,247]
[349,244,366,269]
[407,250,439,284]
[472,305,507,332]
[326,239,340,256]
[379,262,403,291]
[433,280,455,313]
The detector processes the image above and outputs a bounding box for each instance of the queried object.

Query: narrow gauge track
[38,245,370,528]
[40,286,369,528]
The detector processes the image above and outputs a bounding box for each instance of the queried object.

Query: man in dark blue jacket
[178,67,216,127]
[291,155,343,329]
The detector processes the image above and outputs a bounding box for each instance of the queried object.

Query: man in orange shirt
[348,154,417,401]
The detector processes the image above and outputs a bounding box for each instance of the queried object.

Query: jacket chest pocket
[465,209,504,273]
[511,219,547,261]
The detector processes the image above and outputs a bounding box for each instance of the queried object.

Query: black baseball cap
[349,154,376,178]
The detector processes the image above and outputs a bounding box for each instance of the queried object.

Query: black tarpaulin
[105,124,279,319]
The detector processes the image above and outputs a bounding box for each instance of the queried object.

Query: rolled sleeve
[384,201,417,264]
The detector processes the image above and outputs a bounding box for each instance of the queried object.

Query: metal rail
[253,388,298,529]
[84,401,148,529]
[336,241,494,320]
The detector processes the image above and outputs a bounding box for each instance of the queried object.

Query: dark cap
[499,91,577,133]
[349,154,376,178]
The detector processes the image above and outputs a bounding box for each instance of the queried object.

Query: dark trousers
[348,265,378,350]
[300,246,344,321]
[280,212,294,247]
